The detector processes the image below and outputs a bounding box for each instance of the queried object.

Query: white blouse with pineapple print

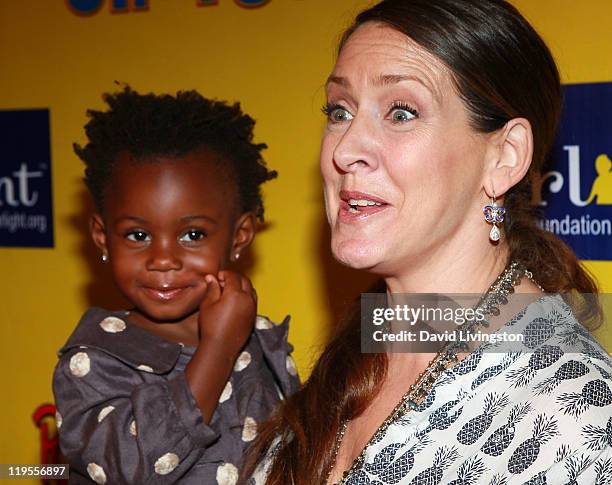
[251,295,612,485]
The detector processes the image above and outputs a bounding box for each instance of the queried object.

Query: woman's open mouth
[339,190,389,221]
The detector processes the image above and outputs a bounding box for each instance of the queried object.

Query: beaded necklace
[327,260,543,484]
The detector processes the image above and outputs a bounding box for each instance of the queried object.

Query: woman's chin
[332,239,385,270]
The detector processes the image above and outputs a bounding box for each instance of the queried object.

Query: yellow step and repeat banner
[1,0,610,479]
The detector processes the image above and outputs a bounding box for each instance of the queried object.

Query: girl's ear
[483,117,533,198]
[231,212,256,261]
[90,213,108,256]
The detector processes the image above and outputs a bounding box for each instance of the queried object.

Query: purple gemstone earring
[483,193,506,242]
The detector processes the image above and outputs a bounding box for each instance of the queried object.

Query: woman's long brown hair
[242,1,600,482]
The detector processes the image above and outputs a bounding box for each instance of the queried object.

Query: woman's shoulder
[508,294,612,371]
[406,293,612,438]
[469,294,612,400]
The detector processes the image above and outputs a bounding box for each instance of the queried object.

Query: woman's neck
[384,238,510,294]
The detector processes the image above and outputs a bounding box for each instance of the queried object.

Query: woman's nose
[331,115,379,174]
[146,239,182,271]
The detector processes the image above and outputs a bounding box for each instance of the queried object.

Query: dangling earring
[483,192,506,242]
[101,253,108,263]
[234,252,241,261]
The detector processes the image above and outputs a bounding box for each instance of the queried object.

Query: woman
[245,0,612,483]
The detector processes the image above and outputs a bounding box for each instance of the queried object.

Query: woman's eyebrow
[373,73,440,102]
[372,73,427,88]
[326,75,349,87]
[326,73,440,103]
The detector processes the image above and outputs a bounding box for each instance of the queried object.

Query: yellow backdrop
[1,0,610,476]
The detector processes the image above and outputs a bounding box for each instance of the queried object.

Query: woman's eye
[323,104,353,123]
[389,107,417,123]
[126,231,150,242]
[180,230,206,242]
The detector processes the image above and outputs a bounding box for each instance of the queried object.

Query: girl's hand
[198,270,257,355]
[185,271,256,422]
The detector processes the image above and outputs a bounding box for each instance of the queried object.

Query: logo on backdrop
[66,0,270,16]
[536,82,612,261]
[0,109,54,248]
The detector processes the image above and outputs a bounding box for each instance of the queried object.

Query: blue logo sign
[0,109,54,248]
[66,0,148,15]
[539,82,612,261]
[67,0,270,15]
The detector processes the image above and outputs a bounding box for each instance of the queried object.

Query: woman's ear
[90,213,108,257]
[483,117,533,198]
[230,212,256,261]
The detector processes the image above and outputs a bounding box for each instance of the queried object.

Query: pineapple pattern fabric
[338,295,612,484]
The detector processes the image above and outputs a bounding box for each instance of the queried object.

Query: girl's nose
[146,240,182,271]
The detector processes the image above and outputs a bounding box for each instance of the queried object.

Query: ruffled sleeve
[253,315,300,398]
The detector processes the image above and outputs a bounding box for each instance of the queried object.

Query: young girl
[53,87,299,484]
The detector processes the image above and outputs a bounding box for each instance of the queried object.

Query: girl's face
[320,22,491,276]
[91,150,254,325]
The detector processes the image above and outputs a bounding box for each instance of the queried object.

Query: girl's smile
[140,284,193,302]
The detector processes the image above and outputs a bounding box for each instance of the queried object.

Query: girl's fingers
[219,270,241,291]
[240,275,253,293]
[217,270,255,296]
[203,274,221,302]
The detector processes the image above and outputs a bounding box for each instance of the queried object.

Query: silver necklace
[327,260,542,484]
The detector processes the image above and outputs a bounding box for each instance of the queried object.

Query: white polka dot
[97,406,115,423]
[219,381,232,403]
[69,352,91,377]
[137,364,154,373]
[241,416,258,442]
[233,351,251,372]
[216,463,239,485]
[86,463,107,484]
[99,316,126,333]
[129,420,137,436]
[286,355,297,376]
[255,316,273,330]
[55,411,62,429]
[154,452,179,475]
[79,345,88,349]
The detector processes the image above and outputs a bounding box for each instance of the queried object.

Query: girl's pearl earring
[235,252,240,261]
[101,253,108,263]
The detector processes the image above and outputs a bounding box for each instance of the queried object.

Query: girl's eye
[322,103,353,123]
[180,230,206,242]
[389,103,418,123]
[126,231,150,242]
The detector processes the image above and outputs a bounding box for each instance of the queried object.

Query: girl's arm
[185,271,257,422]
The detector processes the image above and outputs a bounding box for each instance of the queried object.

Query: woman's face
[320,22,491,275]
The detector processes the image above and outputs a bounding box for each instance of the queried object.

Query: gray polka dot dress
[53,307,299,484]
